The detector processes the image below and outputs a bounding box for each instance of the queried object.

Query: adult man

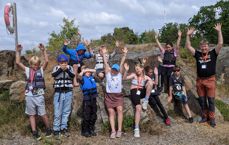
[185,23,223,127]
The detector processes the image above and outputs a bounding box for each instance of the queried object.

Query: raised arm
[123,64,135,81]
[120,47,128,74]
[214,23,223,55]
[102,48,111,74]
[153,67,159,87]
[176,30,182,51]
[185,27,196,56]
[62,40,72,55]
[39,43,48,70]
[15,44,26,71]
[155,34,165,53]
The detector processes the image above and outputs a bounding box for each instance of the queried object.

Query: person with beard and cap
[155,30,182,94]
[62,39,93,87]
[185,23,223,127]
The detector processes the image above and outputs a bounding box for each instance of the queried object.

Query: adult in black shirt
[185,23,223,127]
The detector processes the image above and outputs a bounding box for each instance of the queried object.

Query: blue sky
[0,0,218,50]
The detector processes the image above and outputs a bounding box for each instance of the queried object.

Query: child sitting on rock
[144,65,171,126]
[78,67,98,137]
[168,66,193,123]
[51,54,75,138]
[62,39,93,87]
[16,44,52,140]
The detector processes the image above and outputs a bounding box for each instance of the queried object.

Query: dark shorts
[130,88,146,106]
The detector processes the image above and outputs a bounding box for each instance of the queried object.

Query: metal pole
[13,2,18,49]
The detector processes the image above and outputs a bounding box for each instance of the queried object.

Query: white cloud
[49,7,67,18]
[0,0,218,50]
[81,12,124,25]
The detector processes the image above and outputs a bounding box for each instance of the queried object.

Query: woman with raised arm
[155,30,182,94]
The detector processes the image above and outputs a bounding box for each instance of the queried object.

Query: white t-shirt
[25,67,45,96]
[105,72,122,93]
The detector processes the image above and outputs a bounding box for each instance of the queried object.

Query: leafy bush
[215,99,229,121]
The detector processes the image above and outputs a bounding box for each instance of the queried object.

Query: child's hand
[122,47,128,54]
[168,96,173,103]
[16,44,23,52]
[178,30,182,37]
[38,43,45,51]
[115,40,120,48]
[142,58,147,64]
[124,63,129,71]
[64,40,69,45]
[84,40,91,47]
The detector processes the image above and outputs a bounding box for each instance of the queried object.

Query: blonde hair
[135,63,144,68]
[200,39,209,45]
[29,56,41,66]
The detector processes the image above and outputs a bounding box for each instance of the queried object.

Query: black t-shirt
[169,74,184,93]
[194,49,218,78]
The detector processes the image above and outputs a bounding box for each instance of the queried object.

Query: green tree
[139,30,156,44]
[189,0,229,44]
[113,27,138,44]
[47,18,80,52]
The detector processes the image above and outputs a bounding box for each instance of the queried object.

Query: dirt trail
[1,121,229,145]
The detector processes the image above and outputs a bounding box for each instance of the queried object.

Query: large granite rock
[9,81,26,102]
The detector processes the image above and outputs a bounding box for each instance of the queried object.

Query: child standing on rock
[168,66,193,123]
[16,44,52,140]
[52,54,75,138]
[78,67,98,137]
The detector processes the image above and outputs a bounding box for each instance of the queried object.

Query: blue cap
[111,64,120,71]
[57,54,69,62]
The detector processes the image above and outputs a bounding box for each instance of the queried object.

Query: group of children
[15,34,194,140]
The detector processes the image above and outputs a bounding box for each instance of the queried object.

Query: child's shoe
[188,117,194,123]
[61,128,70,137]
[110,131,116,139]
[142,99,148,110]
[134,128,140,138]
[164,117,171,126]
[45,128,52,137]
[32,131,41,141]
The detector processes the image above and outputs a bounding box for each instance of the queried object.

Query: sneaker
[81,131,91,137]
[110,131,116,139]
[89,130,97,136]
[61,128,70,137]
[164,118,171,126]
[32,131,41,141]
[142,99,149,110]
[209,119,216,128]
[116,131,122,138]
[199,117,208,123]
[134,128,140,138]
[45,128,52,137]
[188,117,193,123]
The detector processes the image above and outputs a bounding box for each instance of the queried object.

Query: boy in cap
[52,54,75,137]
[168,66,193,123]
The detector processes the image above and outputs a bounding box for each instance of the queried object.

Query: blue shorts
[173,92,188,104]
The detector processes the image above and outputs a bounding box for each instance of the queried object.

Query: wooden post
[13,2,18,49]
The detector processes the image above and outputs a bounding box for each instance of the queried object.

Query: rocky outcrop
[9,81,26,102]
[0,50,28,80]
[0,80,14,91]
